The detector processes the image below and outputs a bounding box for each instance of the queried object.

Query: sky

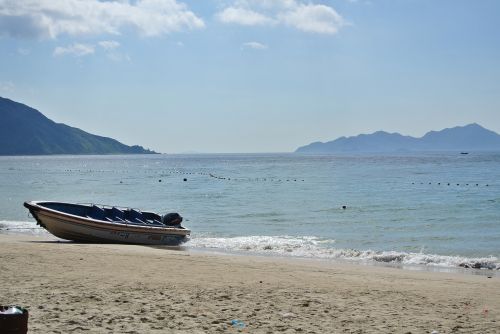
[1,0,499,153]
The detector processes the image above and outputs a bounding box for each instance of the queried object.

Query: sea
[1,153,499,274]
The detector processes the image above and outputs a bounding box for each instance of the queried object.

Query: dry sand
[0,234,498,333]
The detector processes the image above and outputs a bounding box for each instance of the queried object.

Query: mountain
[296,124,500,153]
[0,97,156,155]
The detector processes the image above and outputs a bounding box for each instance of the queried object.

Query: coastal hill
[0,97,156,155]
[296,124,500,153]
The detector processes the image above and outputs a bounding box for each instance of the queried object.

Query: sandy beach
[0,234,498,333]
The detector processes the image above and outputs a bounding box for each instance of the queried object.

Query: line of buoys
[59,168,310,185]
[412,182,490,187]
[108,168,307,183]
[204,173,304,183]
[64,169,111,173]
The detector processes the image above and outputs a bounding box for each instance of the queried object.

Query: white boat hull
[25,201,190,245]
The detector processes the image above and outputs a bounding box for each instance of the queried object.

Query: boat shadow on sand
[24,239,189,252]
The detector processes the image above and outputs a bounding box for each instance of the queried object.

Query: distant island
[296,123,500,153]
[0,97,156,155]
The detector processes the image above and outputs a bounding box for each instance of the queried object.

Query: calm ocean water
[1,153,499,272]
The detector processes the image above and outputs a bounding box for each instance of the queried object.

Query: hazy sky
[1,0,499,153]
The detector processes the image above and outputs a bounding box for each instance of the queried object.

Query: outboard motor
[161,212,183,226]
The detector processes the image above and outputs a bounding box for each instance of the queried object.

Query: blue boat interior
[40,202,167,227]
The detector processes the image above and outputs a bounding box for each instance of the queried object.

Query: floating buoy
[342,205,347,210]
[183,178,187,182]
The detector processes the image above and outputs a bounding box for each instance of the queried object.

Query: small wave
[0,220,47,235]
[187,235,329,256]
[187,235,499,270]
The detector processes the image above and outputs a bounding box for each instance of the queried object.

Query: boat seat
[124,219,144,225]
[105,217,124,223]
[128,209,146,224]
[89,205,105,220]
[111,207,125,220]
[146,219,163,226]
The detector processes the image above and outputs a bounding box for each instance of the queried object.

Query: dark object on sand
[0,306,28,334]
[24,201,190,245]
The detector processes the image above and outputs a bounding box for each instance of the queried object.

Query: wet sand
[0,234,498,333]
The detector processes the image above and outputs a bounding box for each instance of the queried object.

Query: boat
[23,201,190,245]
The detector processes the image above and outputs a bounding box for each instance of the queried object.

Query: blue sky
[1,0,499,153]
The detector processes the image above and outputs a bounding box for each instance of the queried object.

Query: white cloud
[228,0,296,10]
[98,40,120,50]
[97,41,130,62]
[53,40,131,60]
[0,0,205,39]
[98,40,130,61]
[216,0,345,34]
[279,4,344,34]
[217,7,276,26]
[106,52,131,62]
[53,43,95,57]
[241,41,268,50]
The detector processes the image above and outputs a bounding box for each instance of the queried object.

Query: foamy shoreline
[186,246,500,278]
[2,220,499,275]
[1,233,499,333]
[186,235,500,274]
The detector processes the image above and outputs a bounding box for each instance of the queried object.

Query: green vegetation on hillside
[0,97,156,155]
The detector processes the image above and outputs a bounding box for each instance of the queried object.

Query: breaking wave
[0,220,47,235]
[187,235,500,271]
